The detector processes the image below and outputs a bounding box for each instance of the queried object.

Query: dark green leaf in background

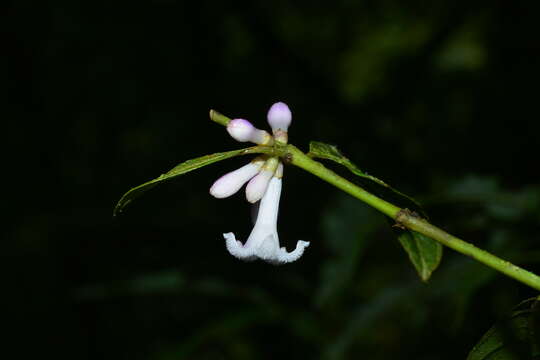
[114,146,266,216]
[308,141,443,281]
[315,196,382,307]
[467,297,540,360]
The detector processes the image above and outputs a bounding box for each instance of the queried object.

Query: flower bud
[210,159,264,198]
[267,102,292,132]
[227,119,273,145]
[226,119,255,142]
[245,169,273,203]
[245,157,279,203]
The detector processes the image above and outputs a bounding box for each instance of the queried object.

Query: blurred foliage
[467,297,540,360]
[6,0,540,359]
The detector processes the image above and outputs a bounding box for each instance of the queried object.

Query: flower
[224,164,310,264]
[210,101,309,264]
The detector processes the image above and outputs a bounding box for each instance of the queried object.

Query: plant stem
[210,109,540,291]
[286,144,540,291]
[395,211,540,291]
[286,145,401,218]
[209,110,231,126]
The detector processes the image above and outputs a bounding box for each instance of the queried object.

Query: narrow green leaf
[397,230,442,281]
[467,297,540,360]
[114,146,268,216]
[308,140,443,281]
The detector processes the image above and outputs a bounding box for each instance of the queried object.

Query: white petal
[275,241,310,264]
[223,232,256,261]
[245,169,273,203]
[210,160,264,198]
[254,233,280,262]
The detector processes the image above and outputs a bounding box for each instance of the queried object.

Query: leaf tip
[112,204,122,217]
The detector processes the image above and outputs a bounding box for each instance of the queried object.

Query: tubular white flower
[267,102,292,132]
[209,158,265,198]
[224,169,310,264]
[227,118,273,145]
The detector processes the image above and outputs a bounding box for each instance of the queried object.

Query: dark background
[6,1,540,359]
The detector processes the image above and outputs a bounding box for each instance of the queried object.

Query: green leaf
[397,230,442,281]
[114,146,267,216]
[308,141,424,214]
[467,297,540,360]
[308,140,443,281]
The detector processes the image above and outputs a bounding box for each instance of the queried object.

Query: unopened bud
[245,169,273,203]
[267,102,292,132]
[227,119,273,145]
[245,157,279,203]
[210,158,265,198]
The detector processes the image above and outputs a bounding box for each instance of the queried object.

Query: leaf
[308,141,443,281]
[308,141,425,215]
[467,297,540,360]
[397,230,442,281]
[114,146,267,216]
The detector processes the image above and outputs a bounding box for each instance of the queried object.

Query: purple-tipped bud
[227,119,273,145]
[267,102,292,132]
[227,119,256,142]
[210,159,264,198]
[245,169,273,203]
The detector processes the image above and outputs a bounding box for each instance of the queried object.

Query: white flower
[224,164,310,264]
[211,102,309,264]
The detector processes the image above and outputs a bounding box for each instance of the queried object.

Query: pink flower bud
[227,119,256,142]
[209,159,264,198]
[245,169,273,203]
[267,102,292,132]
[227,119,273,145]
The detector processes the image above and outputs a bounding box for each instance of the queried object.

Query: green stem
[286,145,401,218]
[210,109,540,291]
[286,144,540,291]
[395,211,540,291]
[209,109,231,126]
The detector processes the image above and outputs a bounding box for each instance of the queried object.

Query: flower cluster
[209,102,309,264]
